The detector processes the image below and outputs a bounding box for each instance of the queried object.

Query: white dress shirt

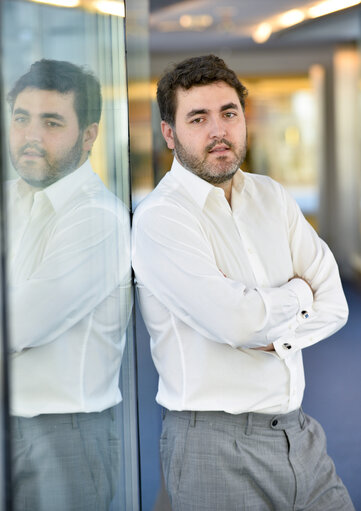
[132,158,348,414]
[8,160,132,417]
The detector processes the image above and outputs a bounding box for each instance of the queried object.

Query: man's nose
[209,117,227,139]
[24,122,42,142]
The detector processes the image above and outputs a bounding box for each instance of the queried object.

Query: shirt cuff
[282,278,313,314]
[273,336,298,359]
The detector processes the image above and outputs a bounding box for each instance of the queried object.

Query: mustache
[19,143,46,157]
[206,138,234,152]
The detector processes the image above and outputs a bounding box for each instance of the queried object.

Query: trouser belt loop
[71,413,79,429]
[189,411,196,427]
[245,413,253,436]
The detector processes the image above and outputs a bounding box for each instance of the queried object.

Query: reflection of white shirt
[132,159,348,414]
[8,160,132,417]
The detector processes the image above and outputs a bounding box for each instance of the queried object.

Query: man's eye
[14,116,27,124]
[224,112,236,118]
[46,121,61,128]
[191,118,204,124]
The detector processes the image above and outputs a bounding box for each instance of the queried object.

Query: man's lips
[208,145,230,153]
[22,151,43,157]
[206,139,233,154]
[20,147,45,158]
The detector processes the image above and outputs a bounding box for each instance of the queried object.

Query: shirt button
[271,419,278,427]
[283,343,292,350]
[301,310,310,319]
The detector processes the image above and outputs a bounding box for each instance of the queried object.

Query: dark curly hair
[156,54,248,126]
[7,59,102,130]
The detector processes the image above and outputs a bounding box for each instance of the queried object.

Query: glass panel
[358,56,361,271]
[0,57,11,510]
[0,1,138,510]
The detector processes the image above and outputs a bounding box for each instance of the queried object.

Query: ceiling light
[93,0,125,17]
[278,9,305,28]
[252,22,272,43]
[308,0,360,18]
[179,15,192,28]
[179,14,213,30]
[253,0,360,44]
[199,15,213,28]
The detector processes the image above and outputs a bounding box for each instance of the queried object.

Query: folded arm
[132,203,313,350]
[10,204,131,352]
[271,186,348,359]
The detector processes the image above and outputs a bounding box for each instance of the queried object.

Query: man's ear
[161,121,175,150]
[82,123,99,152]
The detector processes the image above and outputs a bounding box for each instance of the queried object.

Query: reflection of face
[163,82,247,185]
[9,88,87,188]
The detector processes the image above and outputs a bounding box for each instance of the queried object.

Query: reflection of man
[132,55,355,510]
[7,59,131,510]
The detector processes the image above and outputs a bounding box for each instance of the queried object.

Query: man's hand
[252,343,275,352]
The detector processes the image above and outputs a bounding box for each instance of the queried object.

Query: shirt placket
[211,194,259,286]
[232,207,300,411]
[232,211,271,287]
[9,192,36,280]
[12,192,51,283]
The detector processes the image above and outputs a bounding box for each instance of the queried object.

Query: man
[132,55,355,510]
[7,59,131,510]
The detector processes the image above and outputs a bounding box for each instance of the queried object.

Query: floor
[302,279,361,510]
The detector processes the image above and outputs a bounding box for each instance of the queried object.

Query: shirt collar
[13,178,37,201]
[170,157,245,210]
[44,159,94,212]
[14,159,95,213]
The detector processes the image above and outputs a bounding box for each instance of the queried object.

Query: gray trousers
[160,408,355,511]
[11,408,120,511]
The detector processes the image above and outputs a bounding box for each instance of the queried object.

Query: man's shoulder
[69,169,124,207]
[244,170,281,189]
[51,169,129,230]
[242,171,285,199]
[134,172,190,218]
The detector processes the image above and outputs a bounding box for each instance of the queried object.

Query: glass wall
[0,1,138,510]
[358,53,361,273]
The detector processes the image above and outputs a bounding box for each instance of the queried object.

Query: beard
[173,131,247,185]
[10,132,84,188]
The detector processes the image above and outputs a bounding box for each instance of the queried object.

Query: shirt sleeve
[273,186,348,359]
[9,204,131,352]
[132,202,314,349]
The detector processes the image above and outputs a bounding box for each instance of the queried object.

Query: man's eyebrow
[185,103,239,119]
[220,102,239,112]
[13,108,29,116]
[40,113,66,122]
[13,108,66,122]
[186,108,209,119]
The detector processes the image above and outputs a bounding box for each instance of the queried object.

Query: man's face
[161,81,247,185]
[9,88,89,188]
